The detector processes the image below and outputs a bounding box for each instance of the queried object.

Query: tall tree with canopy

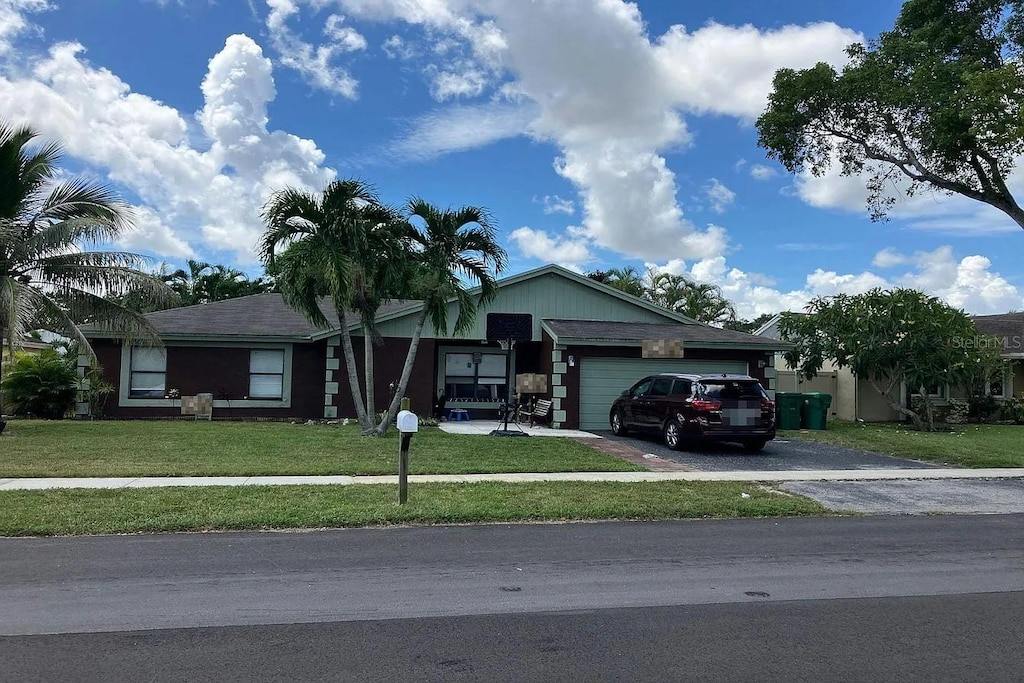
[0,120,171,428]
[373,198,506,436]
[779,288,996,431]
[758,0,1024,229]
[260,179,411,432]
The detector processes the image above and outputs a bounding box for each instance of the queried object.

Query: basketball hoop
[497,338,515,351]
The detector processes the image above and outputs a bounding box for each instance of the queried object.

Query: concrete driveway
[598,431,939,472]
[781,479,1024,514]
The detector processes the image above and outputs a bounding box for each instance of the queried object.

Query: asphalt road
[3,516,1024,680]
[599,431,938,471]
[5,593,1023,682]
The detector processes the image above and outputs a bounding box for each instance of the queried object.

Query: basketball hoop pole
[490,335,528,437]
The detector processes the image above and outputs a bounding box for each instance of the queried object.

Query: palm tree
[0,120,172,424]
[260,179,411,432]
[649,272,736,325]
[167,259,213,306]
[373,199,507,435]
[587,267,646,298]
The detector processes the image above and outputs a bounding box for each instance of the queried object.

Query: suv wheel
[610,411,628,436]
[663,419,685,451]
[743,439,767,453]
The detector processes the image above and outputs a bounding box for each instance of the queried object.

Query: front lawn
[782,421,1024,468]
[0,481,827,536]
[0,420,642,477]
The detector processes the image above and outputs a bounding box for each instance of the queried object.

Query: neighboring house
[971,313,1024,399]
[2,337,51,364]
[754,315,878,421]
[82,264,789,430]
[756,311,1024,423]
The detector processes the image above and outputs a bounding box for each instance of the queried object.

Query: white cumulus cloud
[510,226,592,268]
[749,163,778,181]
[0,35,336,263]
[327,0,862,263]
[265,0,363,98]
[0,0,51,55]
[540,194,575,215]
[704,178,736,213]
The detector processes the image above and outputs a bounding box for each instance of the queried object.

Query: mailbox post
[396,409,418,504]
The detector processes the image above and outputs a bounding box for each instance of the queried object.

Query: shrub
[967,394,1000,423]
[78,366,115,417]
[1,351,77,419]
[1002,397,1024,424]
[945,398,969,424]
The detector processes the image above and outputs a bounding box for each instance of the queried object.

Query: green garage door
[578,358,749,431]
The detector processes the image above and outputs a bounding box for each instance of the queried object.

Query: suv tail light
[691,399,721,411]
[761,400,775,412]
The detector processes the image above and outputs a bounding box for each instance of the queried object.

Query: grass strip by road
[0,420,641,477]
[782,421,1024,468]
[0,481,826,536]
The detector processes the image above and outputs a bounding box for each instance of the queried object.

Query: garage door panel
[578,358,749,431]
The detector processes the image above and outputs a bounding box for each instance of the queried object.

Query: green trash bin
[775,392,803,430]
[801,392,833,430]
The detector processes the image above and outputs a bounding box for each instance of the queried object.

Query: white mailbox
[397,410,419,433]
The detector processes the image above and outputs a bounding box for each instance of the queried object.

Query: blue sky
[2,0,1022,317]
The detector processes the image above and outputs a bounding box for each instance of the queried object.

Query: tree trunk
[868,378,926,431]
[920,386,936,432]
[363,322,375,425]
[371,306,429,437]
[337,310,371,431]
[0,330,6,420]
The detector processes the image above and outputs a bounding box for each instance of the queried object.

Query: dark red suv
[609,373,776,452]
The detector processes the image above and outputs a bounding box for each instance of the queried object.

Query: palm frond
[57,288,163,348]
[27,176,130,237]
[259,187,324,264]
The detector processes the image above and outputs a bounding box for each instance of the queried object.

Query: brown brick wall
[89,338,326,420]
[336,337,437,418]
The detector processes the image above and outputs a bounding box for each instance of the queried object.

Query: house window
[987,372,1006,398]
[249,349,285,399]
[444,352,507,402]
[129,347,166,398]
[911,383,946,399]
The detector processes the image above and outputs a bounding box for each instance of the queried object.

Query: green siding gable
[374,270,685,340]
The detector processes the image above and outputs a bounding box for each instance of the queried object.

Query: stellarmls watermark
[950,335,1024,350]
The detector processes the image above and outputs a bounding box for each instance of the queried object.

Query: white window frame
[909,383,947,399]
[119,342,293,408]
[128,347,167,398]
[249,349,285,399]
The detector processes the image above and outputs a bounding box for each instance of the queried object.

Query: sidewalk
[2,468,1023,491]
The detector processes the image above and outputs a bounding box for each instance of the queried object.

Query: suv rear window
[699,381,766,400]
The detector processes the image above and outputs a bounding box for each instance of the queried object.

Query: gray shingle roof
[543,319,790,348]
[972,313,1024,340]
[86,294,421,339]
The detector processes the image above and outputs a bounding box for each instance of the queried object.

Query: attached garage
[541,319,789,431]
[578,358,749,431]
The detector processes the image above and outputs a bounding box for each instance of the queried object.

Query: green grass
[0,420,642,477]
[0,481,827,536]
[782,421,1024,468]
